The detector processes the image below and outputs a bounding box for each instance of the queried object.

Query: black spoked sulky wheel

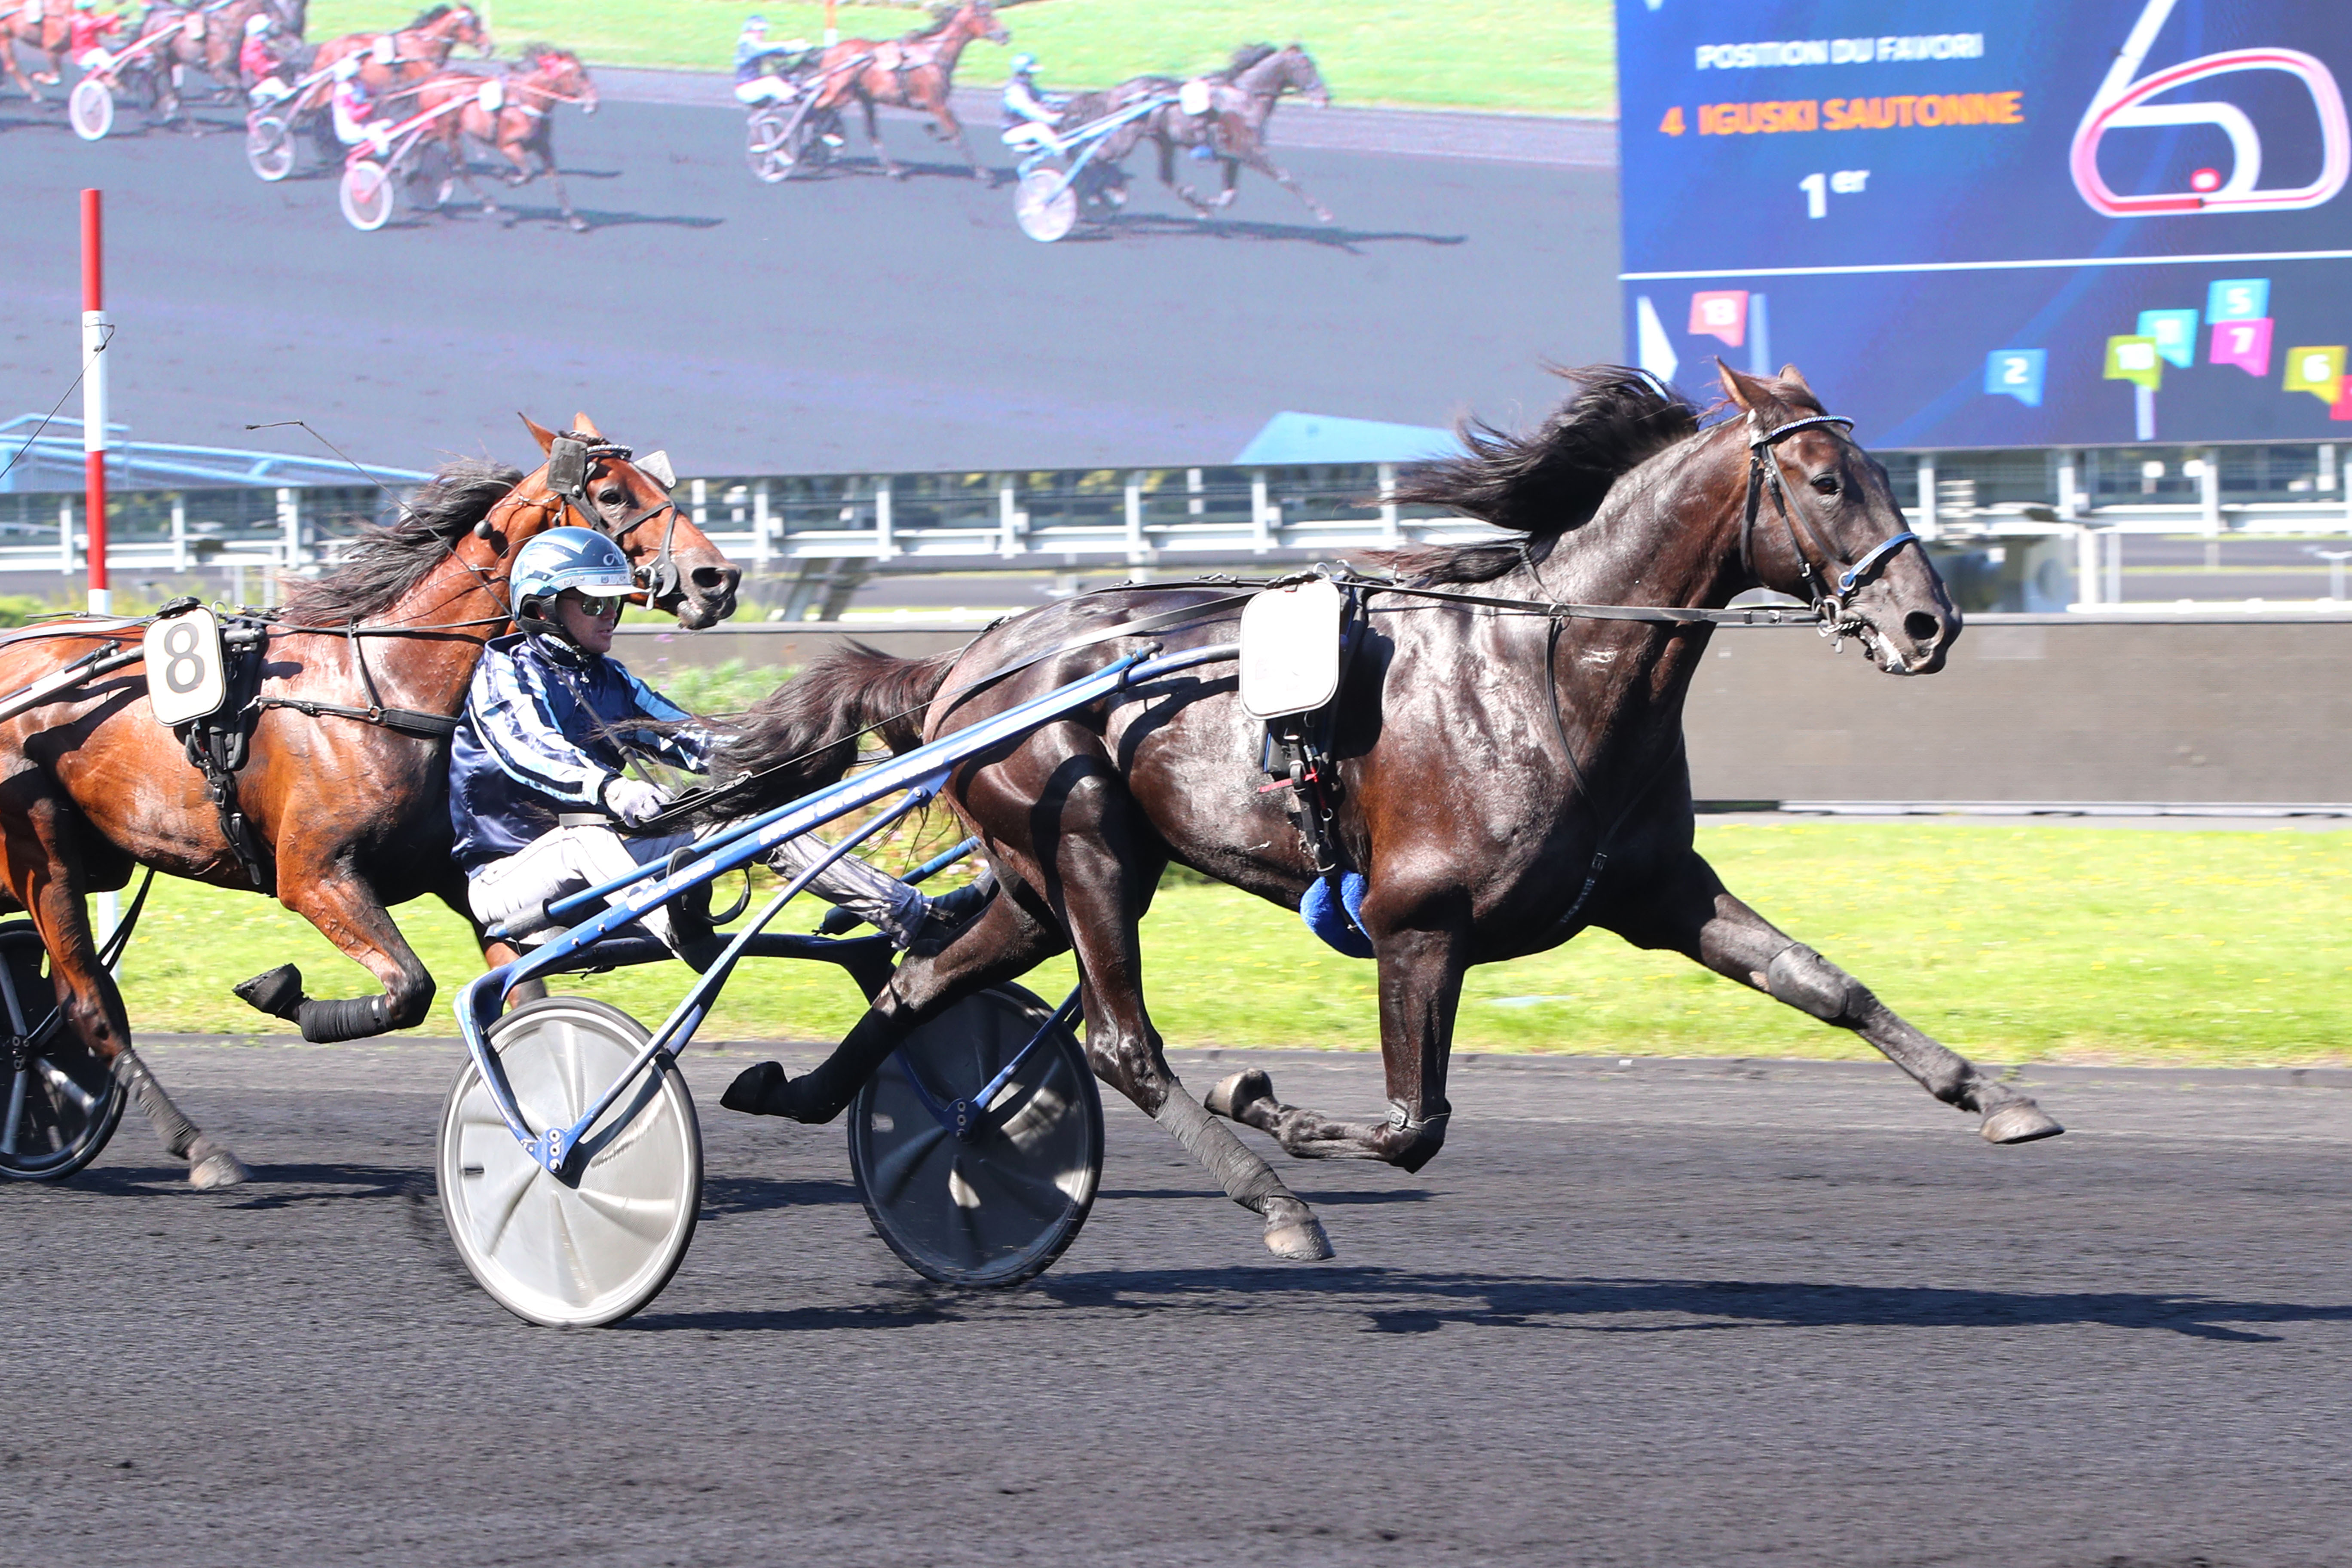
[848,983,1101,1287]
[0,920,125,1181]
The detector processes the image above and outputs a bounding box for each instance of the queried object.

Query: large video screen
[1,1,1621,479]
[1617,0,2352,448]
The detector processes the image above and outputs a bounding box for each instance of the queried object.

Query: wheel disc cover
[439,999,701,1327]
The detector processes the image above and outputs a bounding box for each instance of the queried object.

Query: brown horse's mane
[407,3,455,26]
[1222,43,1278,77]
[1370,365,1702,585]
[280,458,521,625]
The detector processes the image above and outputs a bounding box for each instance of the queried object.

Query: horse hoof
[1263,1207,1334,1261]
[1980,1101,2064,1145]
[1204,1069,1274,1121]
[187,1137,251,1190]
[720,1060,795,1118]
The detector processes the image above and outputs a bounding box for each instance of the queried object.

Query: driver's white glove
[602,776,669,827]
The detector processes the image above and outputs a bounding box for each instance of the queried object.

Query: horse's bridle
[1740,412,1920,631]
[541,430,686,604]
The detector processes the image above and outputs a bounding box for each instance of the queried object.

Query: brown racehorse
[0,0,71,99]
[1063,44,1334,222]
[811,0,1007,178]
[707,364,2062,1261]
[289,2,490,120]
[409,45,598,231]
[0,414,737,1189]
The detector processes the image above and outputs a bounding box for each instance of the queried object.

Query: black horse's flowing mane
[407,3,453,26]
[1372,365,1701,585]
[280,458,520,625]
[1222,43,1278,77]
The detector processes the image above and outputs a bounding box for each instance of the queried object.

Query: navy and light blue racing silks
[449,631,712,870]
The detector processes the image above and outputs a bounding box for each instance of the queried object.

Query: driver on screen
[1000,52,1065,154]
[732,14,812,101]
[329,55,388,154]
[68,0,122,70]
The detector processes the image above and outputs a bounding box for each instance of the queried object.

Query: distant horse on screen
[811,0,1008,178]
[1058,43,1333,221]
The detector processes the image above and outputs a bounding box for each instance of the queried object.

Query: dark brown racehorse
[811,0,1007,178]
[0,0,71,100]
[0,413,737,1188]
[1062,44,1333,222]
[408,45,598,231]
[708,364,2063,1260]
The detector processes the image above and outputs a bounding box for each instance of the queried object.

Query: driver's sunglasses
[567,593,625,620]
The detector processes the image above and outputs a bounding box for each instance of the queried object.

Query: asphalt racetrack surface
[9,1040,2351,1566]
[0,92,1620,475]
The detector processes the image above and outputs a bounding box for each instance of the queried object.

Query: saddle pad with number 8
[144,606,229,726]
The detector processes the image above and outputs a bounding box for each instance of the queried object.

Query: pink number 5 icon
[2070,0,2348,216]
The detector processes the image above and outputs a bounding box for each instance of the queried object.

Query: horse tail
[698,641,960,818]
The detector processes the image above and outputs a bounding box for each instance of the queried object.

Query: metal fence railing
[5,443,2350,615]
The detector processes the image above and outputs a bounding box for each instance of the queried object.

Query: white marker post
[81,189,119,949]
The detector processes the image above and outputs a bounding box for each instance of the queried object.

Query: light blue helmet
[512,526,635,616]
[1009,52,1036,75]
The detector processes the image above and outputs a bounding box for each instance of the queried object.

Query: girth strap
[248,695,460,737]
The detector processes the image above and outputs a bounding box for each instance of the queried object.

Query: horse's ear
[519,413,559,454]
[1716,360,1768,412]
[1775,364,1821,404]
[571,410,604,439]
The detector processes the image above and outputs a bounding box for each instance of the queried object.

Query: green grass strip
[304,0,1617,116]
[111,823,2350,1066]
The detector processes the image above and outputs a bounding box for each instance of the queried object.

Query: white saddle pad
[1239,578,1344,720]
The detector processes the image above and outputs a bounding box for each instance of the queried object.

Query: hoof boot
[1980,1101,2064,1145]
[720,1060,794,1118]
[187,1136,251,1190]
[1204,1068,1274,1122]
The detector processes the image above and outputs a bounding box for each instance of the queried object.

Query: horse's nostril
[692,566,739,593]
[1903,611,1942,643]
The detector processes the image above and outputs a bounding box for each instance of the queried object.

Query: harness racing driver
[999,52,1065,155]
[450,527,965,958]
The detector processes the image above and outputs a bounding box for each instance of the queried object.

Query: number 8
[162,620,205,696]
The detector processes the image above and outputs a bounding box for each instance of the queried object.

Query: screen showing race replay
[1616,0,2352,448]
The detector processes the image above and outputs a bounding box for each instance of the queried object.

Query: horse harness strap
[178,614,275,891]
[247,619,461,739]
[1255,584,1371,941]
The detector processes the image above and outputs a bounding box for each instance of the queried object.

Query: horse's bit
[542,431,685,604]
[1738,412,1920,642]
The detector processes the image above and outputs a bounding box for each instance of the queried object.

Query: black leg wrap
[1764,943,1875,1026]
[113,1047,198,1159]
[231,963,305,1021]
[1152,1083,1286,1213]
[294,994,387,1044]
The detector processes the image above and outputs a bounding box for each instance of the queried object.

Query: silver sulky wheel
[68,77,114,141]
[745,107,791,183]
[1014,166,1078,243]
[0,920,126,1181]
[245,114,295,181]
[339,159,394,231]
[848,983,1101,1287]
[438,997,702,1328]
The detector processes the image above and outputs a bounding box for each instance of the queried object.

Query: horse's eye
[597,488,624,506]
[1810,474,1841,497]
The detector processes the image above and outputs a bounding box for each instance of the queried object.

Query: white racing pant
[468,824,933,951]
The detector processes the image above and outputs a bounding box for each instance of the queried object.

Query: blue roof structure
[1233,411,1461,466]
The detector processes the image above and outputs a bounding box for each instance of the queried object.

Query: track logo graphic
[2069,0,2348,216]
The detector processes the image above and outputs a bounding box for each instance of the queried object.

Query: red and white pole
[80,187,110,618]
